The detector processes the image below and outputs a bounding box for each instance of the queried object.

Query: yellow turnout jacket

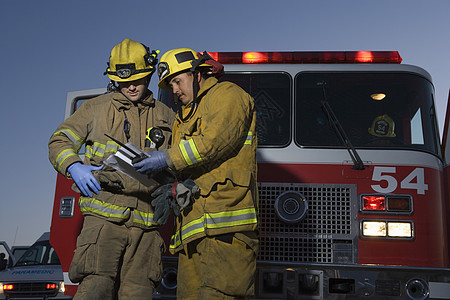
[164,77,258,253]
[49,90,176,229]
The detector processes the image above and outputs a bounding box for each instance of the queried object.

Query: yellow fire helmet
[368,114,396,137]
[157,48,211,89]
[105,38,159,82]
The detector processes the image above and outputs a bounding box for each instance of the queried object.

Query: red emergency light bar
[206,51,402,64]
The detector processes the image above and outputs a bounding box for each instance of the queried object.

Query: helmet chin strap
[178,71,199,122]
[141,74,155,102]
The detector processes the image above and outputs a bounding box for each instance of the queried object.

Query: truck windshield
[159,72,292,147]
[295,72,441,156]
[15,241,60,266]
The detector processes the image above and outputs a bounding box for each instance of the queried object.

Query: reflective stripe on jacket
[165,77,259,252]
[78,197,159,227]
[48,90,176,228]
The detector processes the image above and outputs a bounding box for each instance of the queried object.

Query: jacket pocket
[147,232,165,284]
[199,168,252,197]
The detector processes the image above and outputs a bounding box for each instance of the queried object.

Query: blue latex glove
[133,151,167,178]
[67,162,103,197]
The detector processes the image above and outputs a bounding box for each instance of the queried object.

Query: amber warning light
[206,51,402,64]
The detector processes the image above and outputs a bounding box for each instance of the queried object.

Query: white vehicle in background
[0,232,71,299]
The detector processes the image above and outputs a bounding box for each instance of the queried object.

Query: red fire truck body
[50,51,450,299]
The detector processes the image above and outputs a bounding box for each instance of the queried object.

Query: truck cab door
[0,241,15,271]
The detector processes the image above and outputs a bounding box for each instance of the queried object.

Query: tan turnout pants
[69,215,164,300]
[177,232,258,300]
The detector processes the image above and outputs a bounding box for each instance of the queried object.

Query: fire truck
[50,51,450,299]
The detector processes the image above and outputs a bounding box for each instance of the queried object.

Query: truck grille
[258,183,357,264]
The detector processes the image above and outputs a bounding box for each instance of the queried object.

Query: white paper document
[104,142,157,186]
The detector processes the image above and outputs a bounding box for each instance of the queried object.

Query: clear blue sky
[1,0,450,247]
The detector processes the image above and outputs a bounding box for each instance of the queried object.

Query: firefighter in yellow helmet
[133,48,259,299]
[48,38,176,299]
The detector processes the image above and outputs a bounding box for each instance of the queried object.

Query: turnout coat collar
[111,90,155,111]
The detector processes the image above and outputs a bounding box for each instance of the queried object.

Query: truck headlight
[388,222,413,238]
[58,281,65,293]
[362,221,386,237]
[361,220,413,238]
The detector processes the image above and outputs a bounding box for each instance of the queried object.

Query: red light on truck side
[3,284,14,290]
[363,196,386,211]
[360,194,413,214]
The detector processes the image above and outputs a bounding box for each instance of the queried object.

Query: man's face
[169,72,194,105]
[118,77,147,102]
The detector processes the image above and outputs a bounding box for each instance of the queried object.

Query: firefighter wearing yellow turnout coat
[135,48,259,299]
[48,39,175,300]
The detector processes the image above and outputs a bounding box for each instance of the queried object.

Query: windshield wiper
[319,82,365,170]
